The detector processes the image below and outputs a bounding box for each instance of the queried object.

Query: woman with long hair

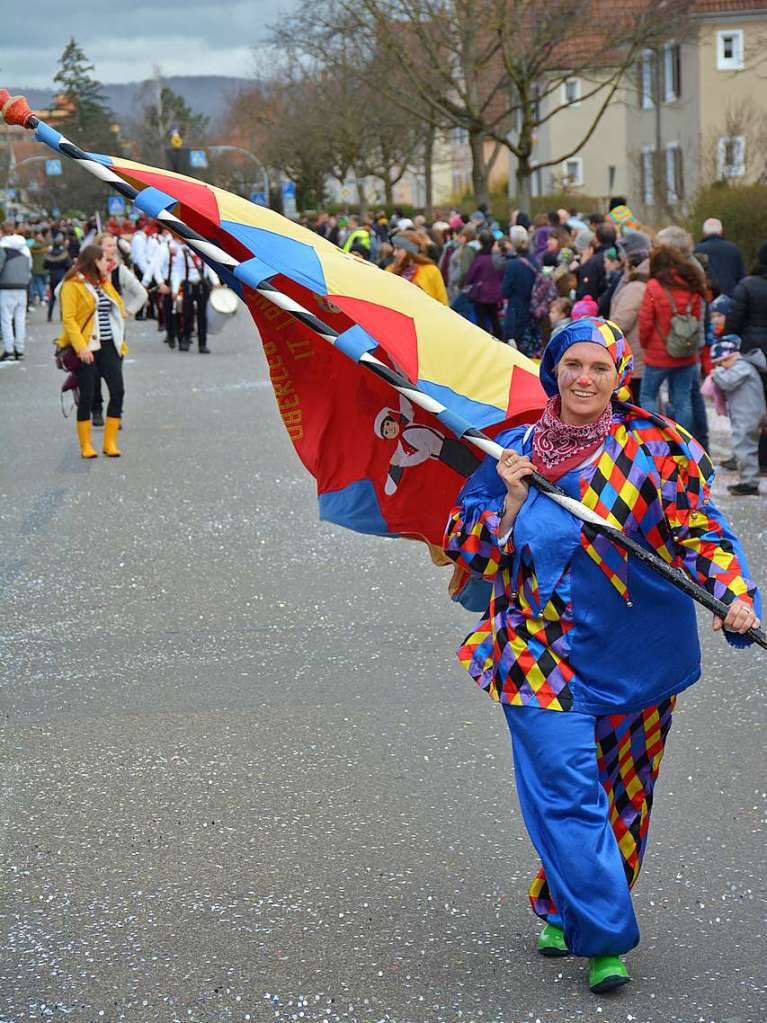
[57,244,127,459]
[638,242,706,434]
[385,229,448,304]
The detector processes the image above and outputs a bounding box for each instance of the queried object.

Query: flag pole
[4,92,762,648]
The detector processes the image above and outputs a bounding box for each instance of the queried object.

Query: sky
[1,0,296,89]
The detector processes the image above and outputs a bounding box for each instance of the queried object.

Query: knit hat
[617,230,651,261]
[711,334,741,363]
[449,213,464,229]
[710,294,733,317]
[391,234,420,255]
[540,317,632,399]
[572,295,599,319]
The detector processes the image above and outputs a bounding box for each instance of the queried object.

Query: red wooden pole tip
[1,93,35,128]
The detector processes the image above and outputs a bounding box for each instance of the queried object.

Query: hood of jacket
[0,234,30,253]
[744,348,767,373]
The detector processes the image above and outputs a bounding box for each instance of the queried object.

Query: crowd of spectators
[297,201,766,495]
[2,201,765,493]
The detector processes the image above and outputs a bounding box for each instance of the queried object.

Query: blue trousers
[503,705,640,957]
[639,362,698,435]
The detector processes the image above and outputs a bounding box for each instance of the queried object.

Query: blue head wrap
[540,317,633,400]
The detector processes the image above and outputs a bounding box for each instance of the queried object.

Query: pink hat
[449,214,464,229]
[571,296,599,319]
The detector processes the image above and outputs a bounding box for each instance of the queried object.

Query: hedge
[685,183,767,271]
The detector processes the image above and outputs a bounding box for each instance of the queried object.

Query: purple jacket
[463,251,503,304]
[533,225,554,262]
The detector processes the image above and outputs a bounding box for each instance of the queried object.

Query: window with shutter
[665,145,684,203]
[663,43,681,101]
[639,50,655,109]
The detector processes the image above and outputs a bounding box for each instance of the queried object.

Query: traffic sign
[250,191,267,206]
[107,196,126,216]
[45,159,63,177]
[282,180,297,217]
[189,149,208,169]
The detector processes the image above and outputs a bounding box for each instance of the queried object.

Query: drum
[206,285,239,334]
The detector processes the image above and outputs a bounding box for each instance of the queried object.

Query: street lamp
[208,145,270,205]
[4,153,57,215]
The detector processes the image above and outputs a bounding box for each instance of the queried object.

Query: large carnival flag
[103,157,545,546]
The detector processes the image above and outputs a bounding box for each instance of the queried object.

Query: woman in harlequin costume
[443,317,761,994]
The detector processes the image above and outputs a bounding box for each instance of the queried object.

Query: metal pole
[208,145,269,205]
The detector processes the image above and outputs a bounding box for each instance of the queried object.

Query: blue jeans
[639,363,698,435]
[29,273,47,304]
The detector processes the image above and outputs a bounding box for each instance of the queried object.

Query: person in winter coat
[609,235,651,404]
[502,226,540,355]
[57,244,128,459]
[532,212,558,263]
[447,225,478,302]
[462,230,505,338]
[638,245,706,434]
[385,231,448,304]
[693,219,746,297]
[710,334,766,495]
[44,234,72,322]
[576,221,617,301]
[88,233,148,426]
[0,222,33,361]
[725,241,767,470]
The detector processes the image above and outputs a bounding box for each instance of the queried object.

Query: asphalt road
[1,304,765,1023]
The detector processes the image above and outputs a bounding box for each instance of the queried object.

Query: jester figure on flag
[3,90,763,998]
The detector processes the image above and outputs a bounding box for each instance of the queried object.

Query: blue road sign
[189,149,208,169]
[45,159,63,177]
[107,196,126,216]
[282,180,297,216]
[250,191,267,206]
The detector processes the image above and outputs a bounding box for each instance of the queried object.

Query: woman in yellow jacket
[385,230,448,304]
[58,244,127,458]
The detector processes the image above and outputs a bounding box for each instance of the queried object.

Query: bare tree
[219,77,335,209]
[272,0,689,208]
